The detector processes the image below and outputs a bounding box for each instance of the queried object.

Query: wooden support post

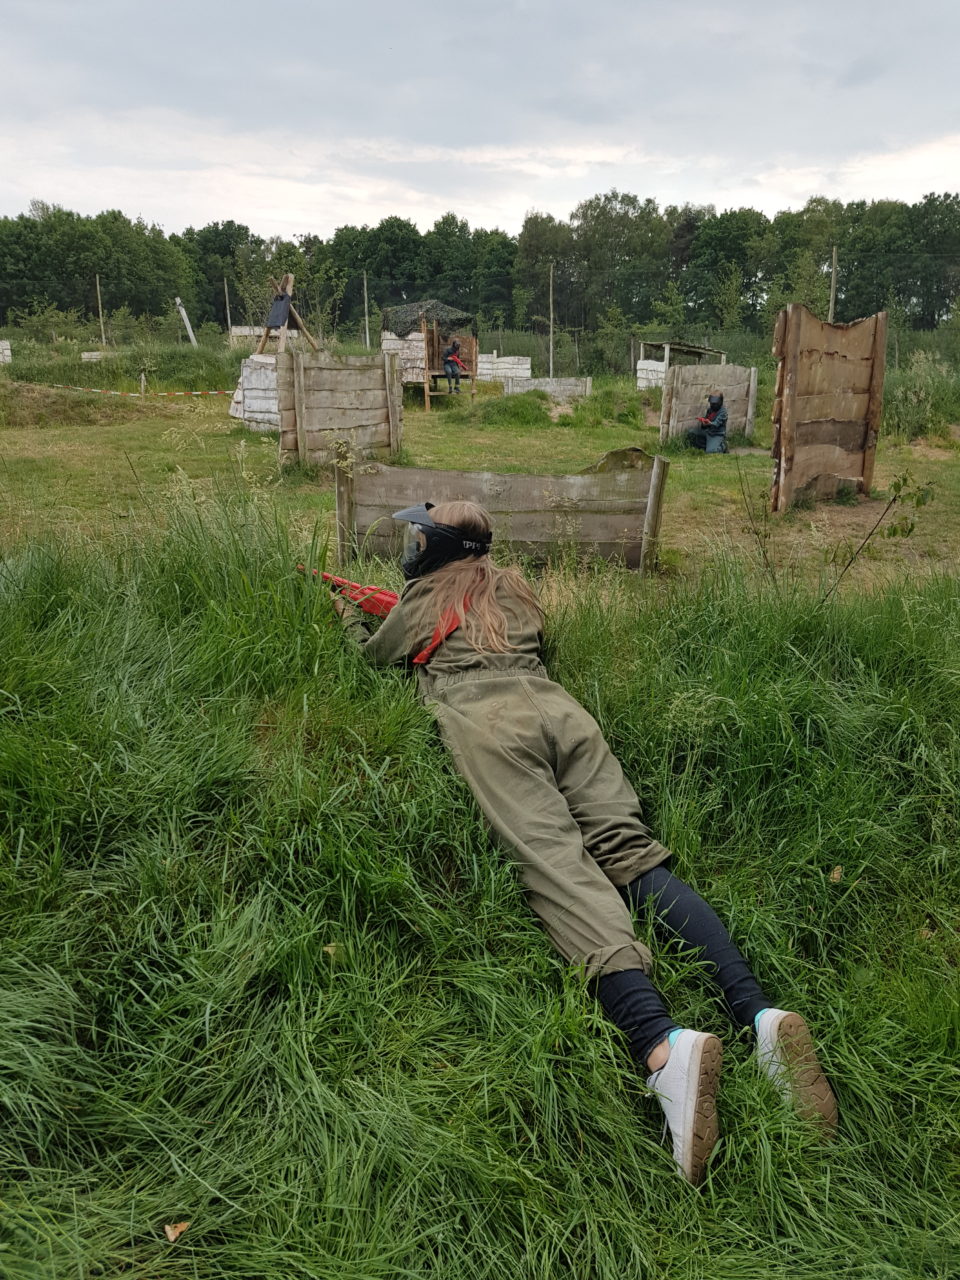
[639,341,645,362]
[640,454,669,573]
[421,314,430,411]
[96,273,106,347]
[828,245,838,324]
[745,365,758,439]
[334,454,357,565]
[772,305,803,512]
[293,351,308,463]
[175,296,198,348]
[139,371,146,397]
[549,260,555,379]
[223,277,233,335]
[663,342,671,376]
[363,271,371,349]
[861,310,887,496]
[384,352,401,452]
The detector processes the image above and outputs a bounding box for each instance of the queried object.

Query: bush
[883,349,960,440]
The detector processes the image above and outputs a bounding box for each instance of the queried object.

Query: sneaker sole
[774,1013,838,1131]
[684,1034,723,1185]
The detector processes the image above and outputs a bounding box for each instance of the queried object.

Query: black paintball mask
[393,502,492,580]
[707,394,724,410]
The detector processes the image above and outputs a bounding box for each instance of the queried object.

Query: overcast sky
[2,0,958,239]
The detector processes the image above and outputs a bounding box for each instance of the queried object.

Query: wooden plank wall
[771,304,887,511]
[280,352,402,466]
[659,363,757,442]
[335,451,670,572]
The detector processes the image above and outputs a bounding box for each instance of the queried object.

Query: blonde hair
[426,501,543,653]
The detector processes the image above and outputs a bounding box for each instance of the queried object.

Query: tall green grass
[1,496,958,1278]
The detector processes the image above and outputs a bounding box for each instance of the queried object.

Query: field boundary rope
[7,379,233,398]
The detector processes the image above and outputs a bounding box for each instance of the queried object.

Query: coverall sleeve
[338,593,425,668]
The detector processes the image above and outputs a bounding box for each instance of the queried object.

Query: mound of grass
[0,497,958,1278]
[0,378,180,429]
[5,341,245,394]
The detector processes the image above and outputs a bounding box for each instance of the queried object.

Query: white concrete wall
[0,340,11,365]
[229,354,280,432]
[477,352,532,381]
[636,358,666,389]
[381,330,426,382]
[503,377,592,401]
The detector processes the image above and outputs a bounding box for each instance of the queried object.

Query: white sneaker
[646,1029,723,1185]
[755,1009,838,1131]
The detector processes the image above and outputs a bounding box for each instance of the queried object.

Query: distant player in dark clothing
[687,393,728,453]
[443,339,467,394]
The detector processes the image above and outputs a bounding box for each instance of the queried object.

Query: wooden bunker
[231,351,402,465]
[334,448,669,572]
[771,304,887,510]
[660,363,758,442]
[380,299,478,408]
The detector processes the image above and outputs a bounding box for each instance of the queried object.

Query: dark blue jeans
[595,863,771,1066]
[444,360,461,390]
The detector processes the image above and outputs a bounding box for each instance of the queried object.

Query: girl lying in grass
[333,499,837,1185]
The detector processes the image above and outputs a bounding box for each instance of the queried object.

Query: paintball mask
[707,394,724,410]
[392,503,492,580]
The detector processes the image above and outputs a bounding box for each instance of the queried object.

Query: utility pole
[223,277,233,336]
[95,274,106,346]
[175,296,199,348]
[549,261,554,379]
[363,270,371,349]
[828,245,838,324]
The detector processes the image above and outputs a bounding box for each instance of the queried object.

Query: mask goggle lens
[402,523,424,561]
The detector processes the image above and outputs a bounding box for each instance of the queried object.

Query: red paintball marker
[297,566,399,618]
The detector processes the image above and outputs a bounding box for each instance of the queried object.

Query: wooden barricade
[771,304,887,511]
[334,448,669,572]
[659,362,758,442]
[275,351,402,465]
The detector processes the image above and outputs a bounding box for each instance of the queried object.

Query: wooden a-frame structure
[254,274,321,355]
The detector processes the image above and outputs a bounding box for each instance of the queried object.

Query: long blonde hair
[425,501,543,653]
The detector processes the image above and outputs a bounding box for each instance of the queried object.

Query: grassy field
[1,375,959,1278]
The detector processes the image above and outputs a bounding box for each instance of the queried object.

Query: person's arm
[334,586,427,668]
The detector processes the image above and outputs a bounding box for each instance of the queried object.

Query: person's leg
[627,866,837,1128]
[686,428,707,450]
[444,362,454,392]
[594,967,678,1068]
[623,864,771,1029]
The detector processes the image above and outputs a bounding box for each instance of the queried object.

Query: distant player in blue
[687,393,728,453]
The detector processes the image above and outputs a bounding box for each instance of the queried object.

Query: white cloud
[1,107,958,239]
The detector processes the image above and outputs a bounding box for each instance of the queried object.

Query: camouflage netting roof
[381,299,475,336]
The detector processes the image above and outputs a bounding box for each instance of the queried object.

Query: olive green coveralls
[342,576,671,980]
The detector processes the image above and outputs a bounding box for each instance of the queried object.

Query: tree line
[2,191,959,340]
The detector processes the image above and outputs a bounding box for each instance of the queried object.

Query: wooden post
[421,313,430,411]
[639,341,645,362]
[334,454,357,564]
[745,365,758,439]
[861,310,887,496]
[663,342,671,376]
[223,277,233,335]
[384,352,401,453]
[175,296,199,348]
[629,333,635,376]
[772,305,804,512]
[828,245,838,324]
[363,271,371,349]
[96,274,106,347]
[292,351,308,463]
[640,454,670,573]
[548,260,555,379]
[139,371,146,397]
